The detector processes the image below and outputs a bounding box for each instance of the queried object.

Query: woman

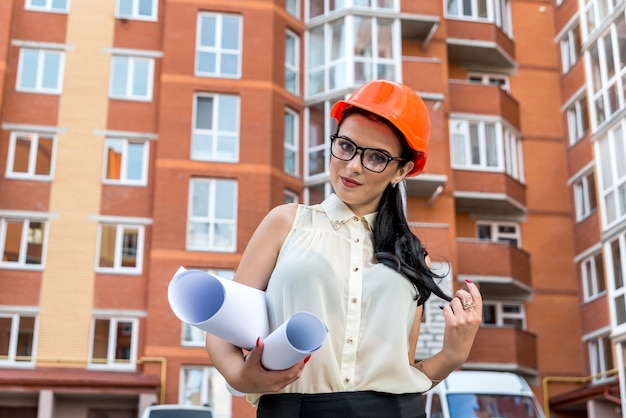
[206,80,482,417]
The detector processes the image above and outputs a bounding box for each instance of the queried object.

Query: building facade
[0,0,621,417]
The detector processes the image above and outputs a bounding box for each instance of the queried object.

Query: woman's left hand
[440,279,483,367]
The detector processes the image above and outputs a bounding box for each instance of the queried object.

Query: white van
[424,370,546,418]
[139,405,213,418]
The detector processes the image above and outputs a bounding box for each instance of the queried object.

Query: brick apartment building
[0,0,623,416]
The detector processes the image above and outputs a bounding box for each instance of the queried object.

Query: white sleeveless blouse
[248,194,432,405]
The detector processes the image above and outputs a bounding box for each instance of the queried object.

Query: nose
[345,150,363,172]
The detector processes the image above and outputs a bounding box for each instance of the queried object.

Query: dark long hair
[337,108,452,306]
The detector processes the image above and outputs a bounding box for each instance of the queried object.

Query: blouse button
[354,238,360,243]
[352,297,358,303]
[352,267,359,272]
[347,337,353,343]
[344,377,350,382]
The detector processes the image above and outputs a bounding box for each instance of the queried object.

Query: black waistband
[257,391,426,418]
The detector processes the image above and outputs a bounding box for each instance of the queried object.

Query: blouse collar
[320,194,377,232]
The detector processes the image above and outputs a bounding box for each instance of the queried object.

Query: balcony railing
[446,19,515,69]
[449,82,520,129]
[467,326,538,372]
[457,239,532,299]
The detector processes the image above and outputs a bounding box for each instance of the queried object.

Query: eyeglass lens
[331,136,392,173]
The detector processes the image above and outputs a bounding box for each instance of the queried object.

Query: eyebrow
[334,134,394,156]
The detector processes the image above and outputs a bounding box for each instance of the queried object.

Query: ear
[395,161,414,181]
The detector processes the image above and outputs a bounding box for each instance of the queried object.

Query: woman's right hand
[227,337,310,394]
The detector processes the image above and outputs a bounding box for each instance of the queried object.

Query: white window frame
[306,0,399,19]
[285,30,300,95]
[476,221,521,247]
[179,366,232,416]
[187,179,238,252]
[467,72,510,93]
[284,189,299,204]
[565,93,589,145]
[181,269,234,347]
[6,131,56,180]
[580,0,621,39]
[287,0,300,18]
[284,108,299,176]
[582,251,606,301]
[102,137,149,186]
[0,214,49,270]
[115,0,158,21]
[560,19,582,74]
[573,170,598,221]
[95,221,146,274]
[605,234,626,332]
[195,12,242,78]
[482,301,526,329]
[0,311,38,367]
[595,121,626,229]
[25,0,69,13]
[588,334,614,382]
[445,0,513,36]
[109,55,154,101]
[191,93,240,162]
[16,47,65,94]
[450,119,505,171]
[88,316,139,371]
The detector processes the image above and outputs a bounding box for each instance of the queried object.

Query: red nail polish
[256,337,260,347]
[304,355,311,364]
[465,279,472,284]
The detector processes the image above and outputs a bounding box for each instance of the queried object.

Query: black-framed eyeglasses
[330,134,407,173]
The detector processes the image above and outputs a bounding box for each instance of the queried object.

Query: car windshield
[447,394,542,418]
[145,410,212,418]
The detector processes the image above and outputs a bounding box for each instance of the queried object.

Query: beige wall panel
[37,0,114,364]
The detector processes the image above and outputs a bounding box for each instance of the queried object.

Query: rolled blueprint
[227,311,328,396]
[167,268,269,350]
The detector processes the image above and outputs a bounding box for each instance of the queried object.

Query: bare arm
[205,204,308,394]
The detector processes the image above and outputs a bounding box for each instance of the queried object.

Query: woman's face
[330,113,414,216]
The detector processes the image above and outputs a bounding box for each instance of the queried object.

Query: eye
[338,138,356,153]
[367,151,390,164]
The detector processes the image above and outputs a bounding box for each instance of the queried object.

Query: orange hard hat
[330,80,430,176]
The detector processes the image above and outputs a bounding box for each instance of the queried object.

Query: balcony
[446,19,515,70]
[400,0,440,46]
[466,327,538,374]
[453,171,527,217]
[457,239,532,299]
[449,81,520,129]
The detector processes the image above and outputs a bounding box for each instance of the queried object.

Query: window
[582,252,606,300]
[182,269,234,346]
[196,13,242,78]
[6,132,55,180]
[103,138,149,185]
[482,301,526,329]
[477,221,520,247]
[566,94,589,145]
[589,335,614,382]
[560,21,582,74]
[89,317,138,370]
[586,18,626,130]
[96,223,144,273]
[116,0,158,21]
[284,190,299,204]
[607,235,626,327]
[180,366,231,416]
[581,0,621,38]
[596,123,626,227]
[468,73,510,92]
[109,55,154,101]
[25,0,68,13]
[446,0,512,35]
[0,216,47,268]
[285,31,300,95]
[287,0,299,18]
[305,101,335,179]
[307,0,396,19]
[187,179,237,252]
[0,313,37,366]
[307,15,399,96]
[450,120,502,170]
[573,172,598,221]
[284,108,299,176]
[503,129,524,182]
[191,94,240,162]
[16,48,64,94]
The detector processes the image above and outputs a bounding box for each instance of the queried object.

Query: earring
[391,181,398,188]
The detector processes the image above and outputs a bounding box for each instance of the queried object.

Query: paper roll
[167,268,270,350]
